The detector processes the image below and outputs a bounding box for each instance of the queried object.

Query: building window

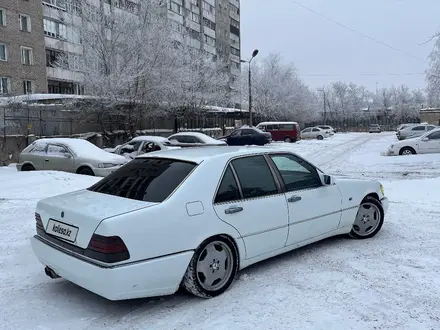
[48,80,82,95]
[0,77,10,94]
[23,80,33,94]
[230,46,240,56]
[203,1,215,15]
[0,43,6,61]
[43,18,67,40]
[230,18,239,28]
[46,49,63,67]
[42,0,67,10]
[21,46,33,65]
[232,61,240,70]
[19,14,31,32]
[168,1,182,15]
[0,8,5,26]
[190,12,200,23]
[169,19,183,33]
[204,34,215,46]
[203,17,216,30]
[229,3,239,14]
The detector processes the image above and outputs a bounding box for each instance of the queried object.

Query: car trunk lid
[36,189,157,249]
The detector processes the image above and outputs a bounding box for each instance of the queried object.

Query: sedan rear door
[213,155,289,259]
[419,131,440,153]
[267,153,342,246]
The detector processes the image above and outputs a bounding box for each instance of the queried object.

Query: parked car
[16,138,127,176]
[317,125,336,135]
[387,128,440,155]
[256,121,301,142]
[397,124,437,140]
[110,136,180,159]
[220,127,272,146]
[301,127,329,140]
[168,132,227,147]
[31,146,388,301]
[368,124,381,133]
[396,123,417,132]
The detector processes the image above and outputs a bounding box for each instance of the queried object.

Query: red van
[256,121,301,142]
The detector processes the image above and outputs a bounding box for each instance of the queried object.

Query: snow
[130,135,170,143]
[1,132,440,329]
[170,131,226,144]
[34,138,126,163]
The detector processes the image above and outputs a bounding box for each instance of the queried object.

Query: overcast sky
[240,0,440,92]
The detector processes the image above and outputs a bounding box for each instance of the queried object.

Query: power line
[290,0,426,63]
[300,72,425,77]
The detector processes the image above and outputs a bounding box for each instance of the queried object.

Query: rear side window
[88,158,196,203]
[232,156,278,199]
[30,142,47,153]
[413,126,425,131]
[215,166,241,203]
[279,124,294,130]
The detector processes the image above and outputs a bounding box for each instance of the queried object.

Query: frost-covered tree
[426,32,440,106]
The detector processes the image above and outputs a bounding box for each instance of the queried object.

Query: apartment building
[1,0,241,105]
[168,0,241,107]
[0,0,47,95]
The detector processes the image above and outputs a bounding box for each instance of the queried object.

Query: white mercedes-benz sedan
[31,146,389,300]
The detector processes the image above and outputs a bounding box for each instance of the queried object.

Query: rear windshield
[88,158,196,203]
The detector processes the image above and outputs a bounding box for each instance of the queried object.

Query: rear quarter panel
[94,157,245,265]
[335,178,384,228]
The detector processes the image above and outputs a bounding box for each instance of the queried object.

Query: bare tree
[427,32,440,106]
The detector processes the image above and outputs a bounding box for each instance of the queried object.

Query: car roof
[130,135,169,143]
[169,132,211,138]
[136,146,296,164]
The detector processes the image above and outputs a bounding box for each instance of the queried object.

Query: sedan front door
[301,128,312,139]
[419,131,440,153]
[43,144,75,172]
[267,153,342,246]
[213,155,289,259]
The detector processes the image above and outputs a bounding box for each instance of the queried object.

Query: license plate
[46,219,79,243]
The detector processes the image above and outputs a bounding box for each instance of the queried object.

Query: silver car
[397,124,437,140]
[369,124,381,133]
[16,138,127,176]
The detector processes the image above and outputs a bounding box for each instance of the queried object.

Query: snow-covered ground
[1,133,440,330]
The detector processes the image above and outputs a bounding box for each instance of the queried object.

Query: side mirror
[323,174,333,185]
[421,137,429,141]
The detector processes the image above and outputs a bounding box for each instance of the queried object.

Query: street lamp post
[241,49,259,126]
[318,88,327,125]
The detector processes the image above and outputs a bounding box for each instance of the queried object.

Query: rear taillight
[35,213,44,231]
[85,234,130,263]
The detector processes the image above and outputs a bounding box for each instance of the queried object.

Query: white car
[317,125,336,135]
[110,136,180,159]
[387,128,440,155]
[396,124,437,140]
[301,127,329,140]
[16,138,127,176]
[168,132,227,147]
[31,146,388,301]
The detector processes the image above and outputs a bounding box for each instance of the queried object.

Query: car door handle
[288,195,302,203]
[225,206,243,214]
[45,159,49,162]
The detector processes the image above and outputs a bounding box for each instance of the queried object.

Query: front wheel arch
[399,146,416,155]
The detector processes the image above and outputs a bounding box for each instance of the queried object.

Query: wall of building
[420,110,440,125]
[0,0,47,95]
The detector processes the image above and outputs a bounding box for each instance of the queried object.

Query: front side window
[88,158,196,203]
[30,142,47,153]
[215,165,240,203]
[230,130,241,137]
[232,156,278,199]
[412,126,425,131]
[312,128,320,132]
[427,131,440,140]
[302,128,311,133]
[270,154,322,192]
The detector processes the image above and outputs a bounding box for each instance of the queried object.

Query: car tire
[284,137,292,143]
[181,235,239,299]
[399,147,416,156]
[349,196,384,239]
[77,167,95,176]
[317,135,324,140]
[21,163,35,171]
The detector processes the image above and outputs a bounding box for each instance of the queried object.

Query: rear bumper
[31,235,193,300]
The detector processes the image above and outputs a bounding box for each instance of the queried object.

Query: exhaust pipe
[44,266,61,279]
